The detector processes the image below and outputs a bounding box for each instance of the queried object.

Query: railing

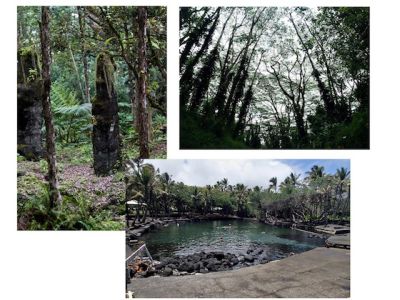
[126,243,153,265]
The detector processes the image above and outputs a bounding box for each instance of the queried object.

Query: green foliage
[51,82,92,144]
[17,153,26,163]
[125,161,350,222]
[39,159,47,173]
[179,7,369,149]
[180,111,247,149]
[57,143,93,165]
[19,192,124,230]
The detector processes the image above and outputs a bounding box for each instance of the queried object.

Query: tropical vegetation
[17,6,166,230]
[180,7,369,149]
[125,160,350,225]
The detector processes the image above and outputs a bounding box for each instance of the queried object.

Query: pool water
[131,220,324,261]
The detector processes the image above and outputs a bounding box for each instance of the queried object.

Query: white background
[1,0,399,299]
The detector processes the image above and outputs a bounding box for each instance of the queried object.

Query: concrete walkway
[326,233,350,249]
[128,247,350,298]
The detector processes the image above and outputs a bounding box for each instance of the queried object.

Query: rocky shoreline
[127,243,280,280]
[126,217,333,282]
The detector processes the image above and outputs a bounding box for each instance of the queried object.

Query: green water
[134,220,324,261]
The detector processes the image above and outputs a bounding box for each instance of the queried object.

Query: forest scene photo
[17,6,166,230]
[180,7,369,149]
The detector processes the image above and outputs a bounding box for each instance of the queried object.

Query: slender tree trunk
[78,6,90,103]
[180,8,211,71]
[39,6,62,208]
[180,8,221,107]
[137,7,150,158]
[234,53,264,136]
[68,43,85,102]
[289,13,335,120]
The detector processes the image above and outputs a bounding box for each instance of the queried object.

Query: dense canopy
[126,160,350,224]
[180,7,369,149]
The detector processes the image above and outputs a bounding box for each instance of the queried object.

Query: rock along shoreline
[126,216,328,281]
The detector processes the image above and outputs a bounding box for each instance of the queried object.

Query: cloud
[144,159,301,188]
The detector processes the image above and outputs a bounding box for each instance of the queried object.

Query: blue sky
[145,159,350,188]
[282,159,350,176]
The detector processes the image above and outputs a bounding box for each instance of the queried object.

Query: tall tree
[289,12,335,120]
[137,7,150,158]
[39,6,62,207]
[78,6,90,103]
[180,8,221,107]
[92,52,121,175]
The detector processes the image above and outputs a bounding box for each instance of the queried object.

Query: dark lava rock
[230,257,239,265]
[206,259,221,272]
[255,248,264,255]
[193,262,201,271]
[244,254,255,262]
[162,267,173,276]
[213,251,225,260]
[206,252,214,259]
[192,254,201,263]
[146,268,155,276]
[155,262,166,270]
[221,259,230,266]
[260,258,270,264]
[178,262,194,272]
[167,264,177,270]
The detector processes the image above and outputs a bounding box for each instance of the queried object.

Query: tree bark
[78,6,90,103]
[92,52,121,175]
[68,42,85,102]
[39,6,62,208]
[17,50,43,160]
[137,7,150,158]
[180,8,220,107]
[289,13,335,120]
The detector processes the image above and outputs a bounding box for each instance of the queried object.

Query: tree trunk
[78,6,90,103]
[92,52,121,175]
[17,50,43,160]
[68,42,85,102]
[137,7,150,158]
[289,13,335,120]
[180,8,211,71]
[39,6,62,208]
[180,8,220,108]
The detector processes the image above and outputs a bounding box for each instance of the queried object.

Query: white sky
[144,159,301,187]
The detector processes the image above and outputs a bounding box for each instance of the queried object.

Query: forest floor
[17,134,166,230]
[129,247,350,298]
[17,144,122,230]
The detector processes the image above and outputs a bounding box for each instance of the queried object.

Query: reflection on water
[128,220,324,261]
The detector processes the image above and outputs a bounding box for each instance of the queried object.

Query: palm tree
[289,172,301,186]
[306,165,325,181]
[268,177,277,192]
[336,167,350,181]
[235,183,249,217]
[126,159,156,223]
[191,187,204,214]
[335,167,350,216]
[216,178,229,192]
[279,173,301,194]
[158,172,174,216]
[205,184,213,214]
